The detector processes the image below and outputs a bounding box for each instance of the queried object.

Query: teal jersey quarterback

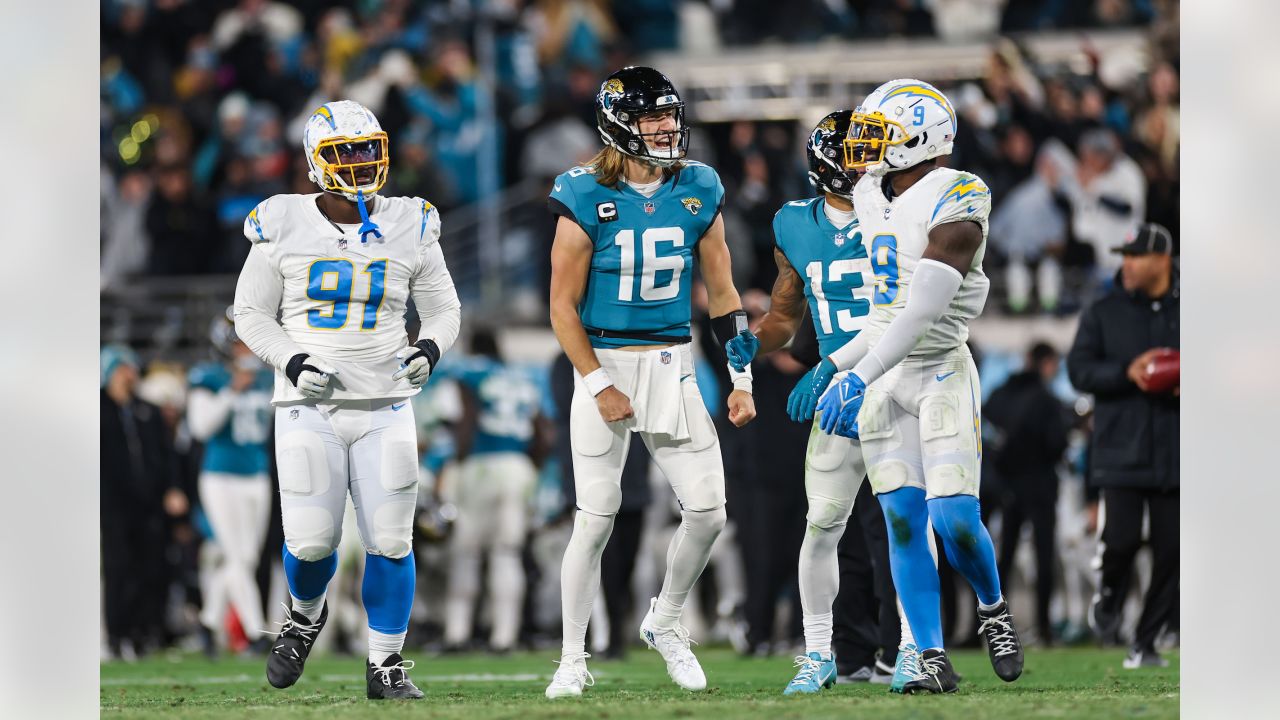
[188,362,274,476]
[548,161,725,348]
[772,197,874,358]
[450,356,543,456]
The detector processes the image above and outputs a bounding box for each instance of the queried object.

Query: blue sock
[282,545,337,601]
[363,552,416,634]
[927,495,1002,607]
[878,487,943,650]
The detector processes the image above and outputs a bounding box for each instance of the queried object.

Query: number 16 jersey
[548,161,725,349]
[851,167,992,357]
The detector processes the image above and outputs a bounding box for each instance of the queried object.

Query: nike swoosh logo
[391,402,406,411]
[935,372,957,382]
[554,184,563,192]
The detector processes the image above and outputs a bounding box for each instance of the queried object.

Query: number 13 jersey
[851,167,992,357]
[548,161,725,349]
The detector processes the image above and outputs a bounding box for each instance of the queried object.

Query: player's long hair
[587,146,683,188]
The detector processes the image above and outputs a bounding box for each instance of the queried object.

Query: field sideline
[101,646,1179,719]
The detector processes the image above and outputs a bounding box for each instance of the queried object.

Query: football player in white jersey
[812,79,1025,693]
[233,99,461,700]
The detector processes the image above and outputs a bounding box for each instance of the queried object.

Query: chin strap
[356,189,382,244]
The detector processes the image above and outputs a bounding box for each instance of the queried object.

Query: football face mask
[843,112,905,172]
[312,134,389,198]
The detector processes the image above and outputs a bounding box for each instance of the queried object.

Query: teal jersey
[548,161,725,348]
[188,362,274,476]
[452,356,542,456]
[772,197,874,358]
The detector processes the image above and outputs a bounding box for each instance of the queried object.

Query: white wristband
[583,367,614,397]
[728,363,753,394]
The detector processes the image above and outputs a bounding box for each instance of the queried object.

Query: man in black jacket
[986,342,1070,646]
[101,345,186,658]
[1066,222,1179,668]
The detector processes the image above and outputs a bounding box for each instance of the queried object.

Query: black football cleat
[266,604,328,689]
[902,648,960,694]
[977,600,1025,681]
[367,653,425,699]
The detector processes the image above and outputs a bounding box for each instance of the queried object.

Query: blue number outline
[307,259,353,329]
[870,234,900,305]
[361,259,387,330]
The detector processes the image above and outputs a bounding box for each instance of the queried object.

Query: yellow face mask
[842,112,908,171]
[311,133,390,196]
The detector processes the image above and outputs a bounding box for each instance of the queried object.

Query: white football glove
[393,340,440,387]
[285,353,338,398]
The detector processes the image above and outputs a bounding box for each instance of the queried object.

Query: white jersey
[851,167,991,357]
[233,193,461,404]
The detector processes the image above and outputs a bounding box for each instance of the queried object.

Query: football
[1144,348,1180,393]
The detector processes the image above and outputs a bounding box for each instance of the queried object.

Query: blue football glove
[787,358,838,423]
[816,372,866,436]
[724,329,760,372]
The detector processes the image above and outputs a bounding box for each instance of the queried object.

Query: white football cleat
[639,597,708,691]
[545,652,594,699]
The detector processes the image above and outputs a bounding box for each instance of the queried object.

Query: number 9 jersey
[851,168,991,356]
[547,161,725,348]
[236,193,460,404]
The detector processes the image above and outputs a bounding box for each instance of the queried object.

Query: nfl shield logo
[644,201,656,215]
[660,351,672,365]
[833,232,845,246]
[290,408,300,420]
[883,207,892,220]
[337,237,347,249]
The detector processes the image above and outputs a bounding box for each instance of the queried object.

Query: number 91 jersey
[548,161,725,348]
[242,193,444,402]
[851,168,992,356]
[773,198,873,358]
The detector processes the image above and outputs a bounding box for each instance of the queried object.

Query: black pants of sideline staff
[1096,486,1179,651]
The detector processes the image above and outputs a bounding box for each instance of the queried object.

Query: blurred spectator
[101,345,187,659]
[986,341,1070,644]
[145,160,220,276]
[1046,128,1146,281]
[989,142,1068,313]
[1066,222,1179,668]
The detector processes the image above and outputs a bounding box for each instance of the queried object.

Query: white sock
[803,612,834,658]
[291,593,326,623]
[899,597,915,649]
[653,508,726,631]
[978,596,1005,613]
[368,628,406,666]
[797,521,843,654]
[559,510,615,657]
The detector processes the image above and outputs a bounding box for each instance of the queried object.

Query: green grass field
[101,647,1178,719]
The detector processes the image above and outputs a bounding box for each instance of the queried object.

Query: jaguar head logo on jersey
[807,110,860,198]
[682,197,702,215]
[845,79,957,177]
[595,66,690,167]
[305,101,390,201]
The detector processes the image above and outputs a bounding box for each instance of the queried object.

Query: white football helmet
[303,100,390,201]
[844,79,957,177]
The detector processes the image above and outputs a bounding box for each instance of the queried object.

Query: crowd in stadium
[99,0,1179,668]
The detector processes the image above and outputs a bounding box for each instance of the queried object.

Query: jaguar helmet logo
[818,117,837,134]
[603,78,624,96]
[682,197,703,215]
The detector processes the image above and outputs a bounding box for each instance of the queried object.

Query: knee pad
[868,460,912,495]
[682,505,727,539]
[367,500,416,559]
[283,506,338,561]
[575,476,623,516]
[570,509,617,555]
[805,493,853,530]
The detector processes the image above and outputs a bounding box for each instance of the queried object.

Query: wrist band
[728,363,753,394]
[583,367,614,397]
